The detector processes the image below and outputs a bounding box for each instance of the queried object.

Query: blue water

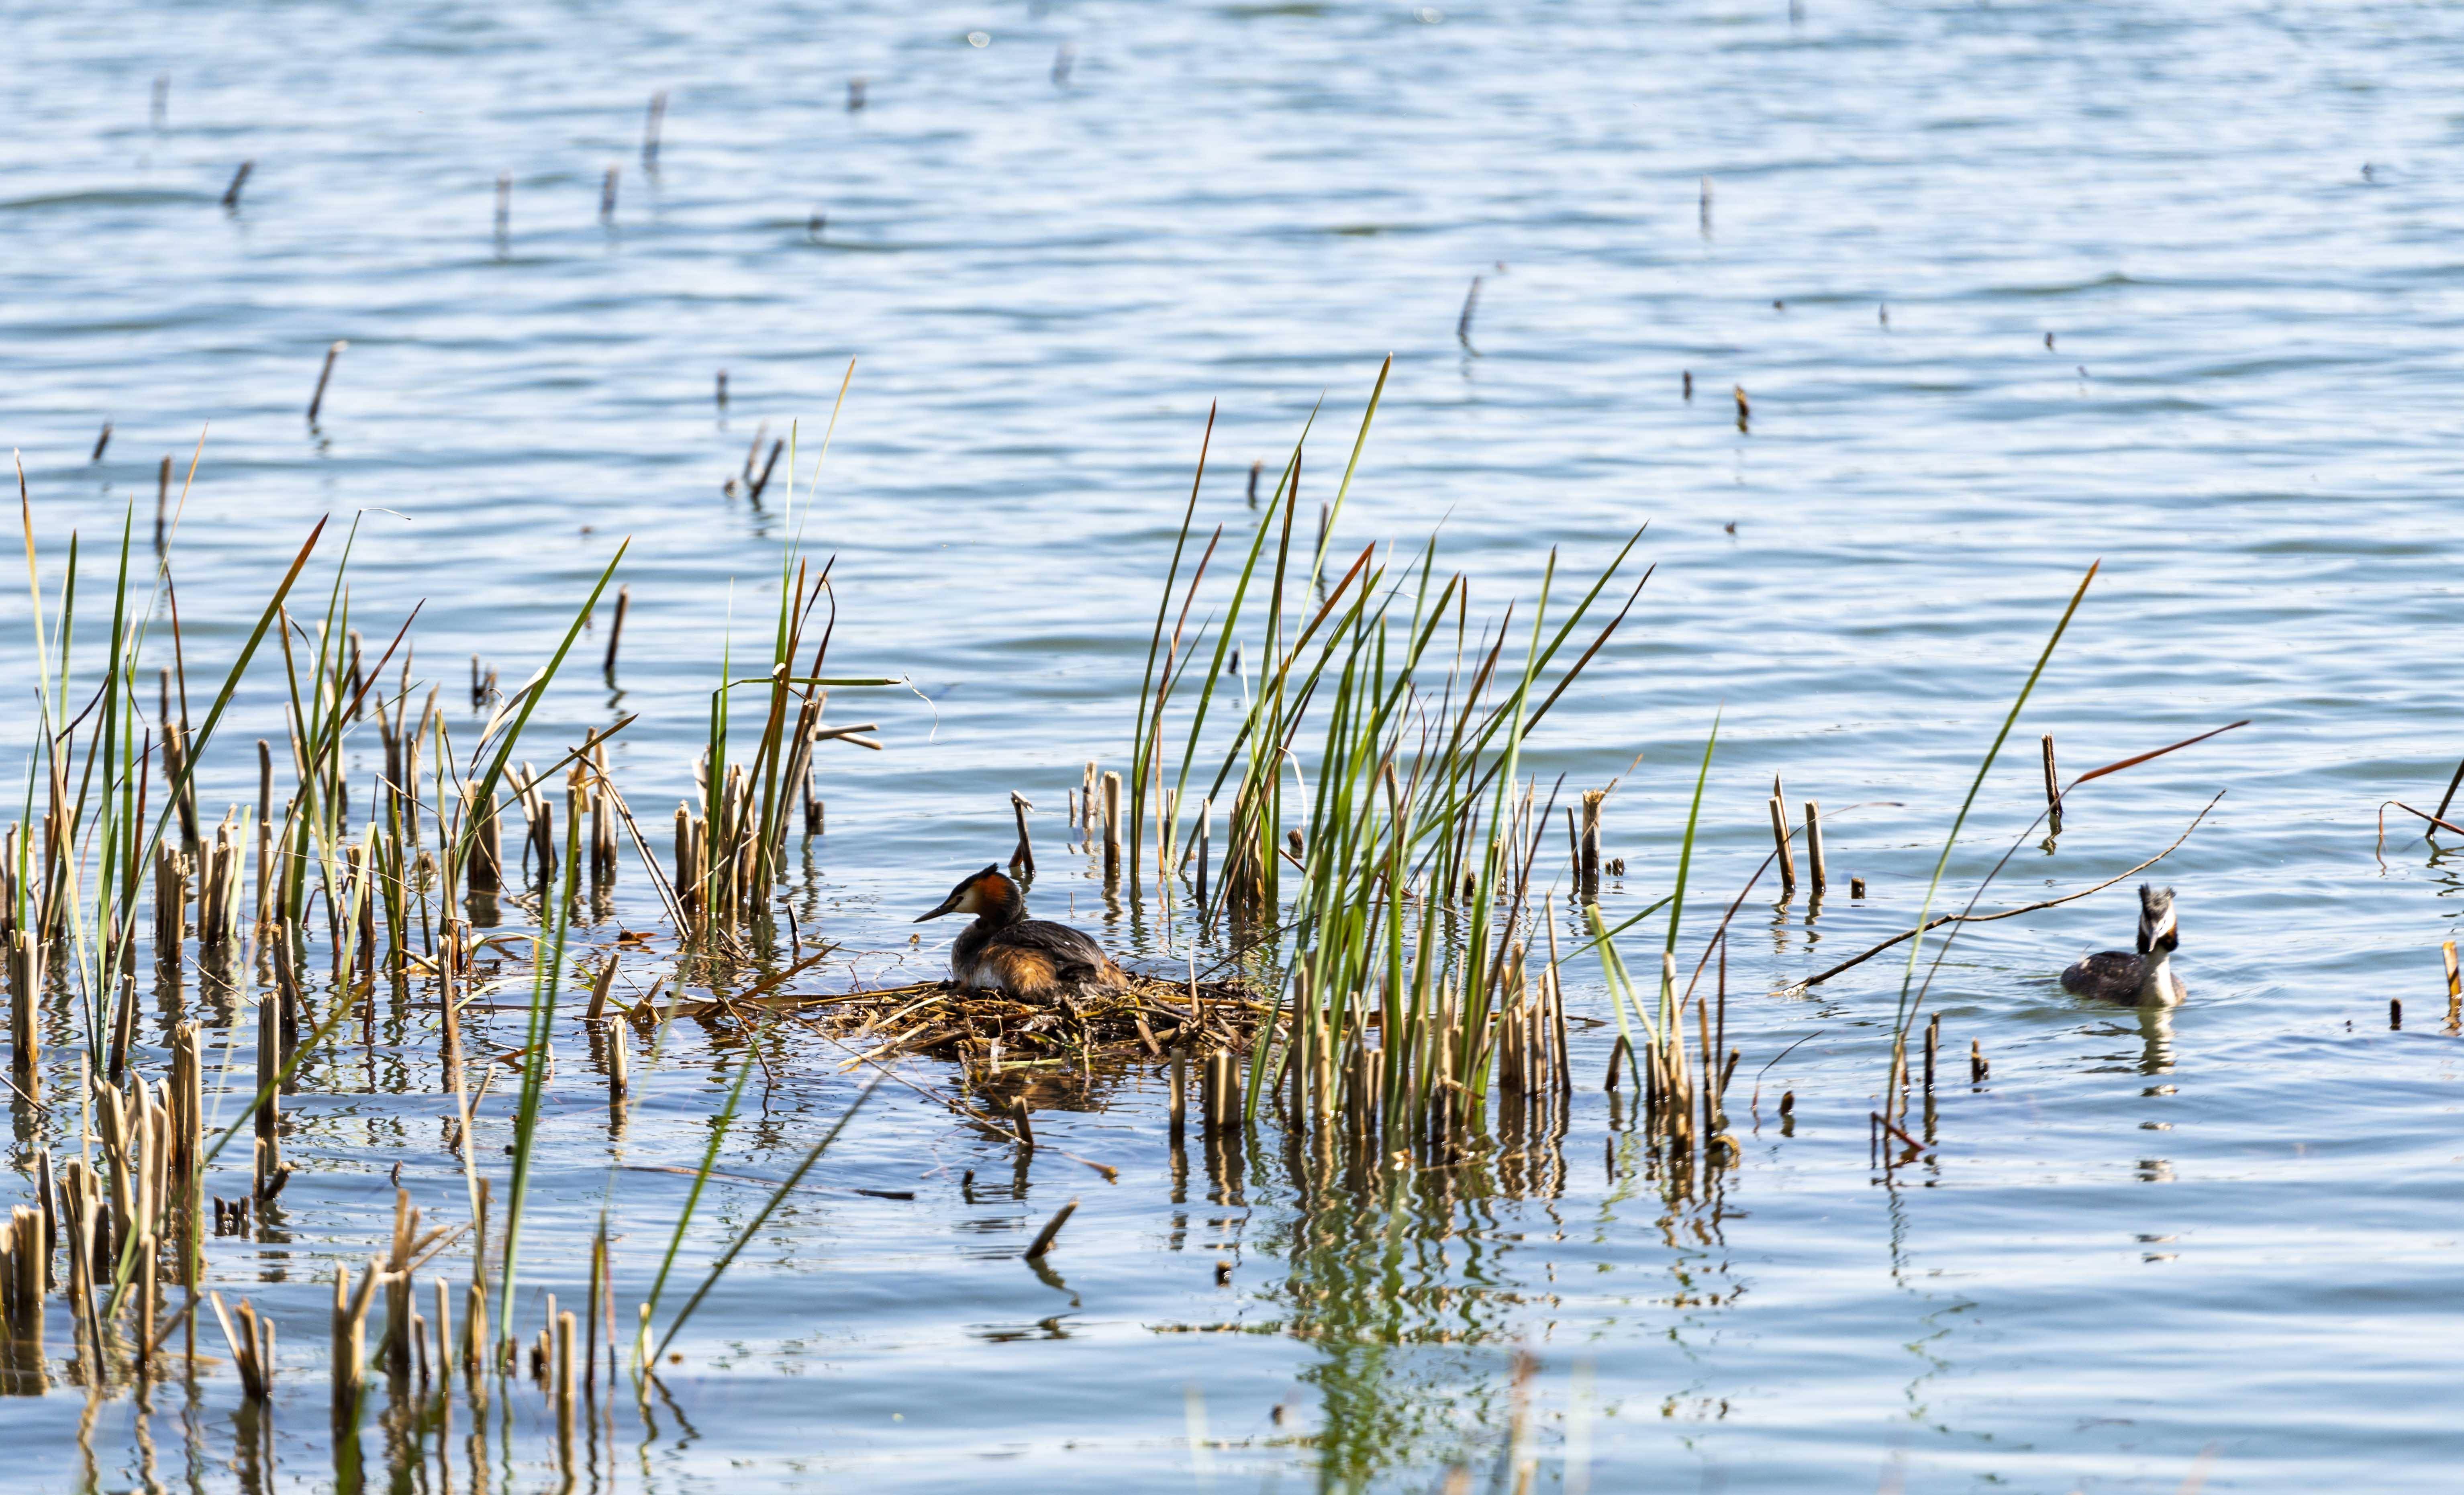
[4,0,2464,1488]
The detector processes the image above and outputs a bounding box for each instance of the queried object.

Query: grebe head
[915,864,1023,924]
[2135,884,2179,956]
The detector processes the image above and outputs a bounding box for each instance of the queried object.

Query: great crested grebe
[2060,884,2186,1006]
[914,864,1127,1001]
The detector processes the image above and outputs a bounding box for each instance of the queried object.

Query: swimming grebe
[914,864,1127,1001]
[2059,884,2186,1006]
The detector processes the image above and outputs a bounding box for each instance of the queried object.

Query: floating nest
[657,970,1268,1071]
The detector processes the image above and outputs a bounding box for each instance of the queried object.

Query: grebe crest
[2059,884,2186,1006]
[914,864,1126,1001]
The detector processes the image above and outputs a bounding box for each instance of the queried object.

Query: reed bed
[0,380,2262,1492]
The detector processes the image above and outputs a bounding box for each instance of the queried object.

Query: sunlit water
[5,0,2464,1489]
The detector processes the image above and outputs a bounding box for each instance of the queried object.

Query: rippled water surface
[6,0,2464,1489]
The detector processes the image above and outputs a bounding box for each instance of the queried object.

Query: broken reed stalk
[1100,771,1123,883]
[602,584,629,678]
[1804,799,1827,896]
[2445,941,2460,1028]
[222,160,252,209]
[307,340,347,425]
[642,90,668,170]
[2041,733,2063,834]
[1008,790,1035,876]
[1578,788,1604,898]
[1768,795,1796,896]
[1024,1199,1078,1260]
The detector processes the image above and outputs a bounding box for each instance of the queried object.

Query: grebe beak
[915,892,963,923]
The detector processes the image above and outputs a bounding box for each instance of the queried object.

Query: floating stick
[308,340,347,425]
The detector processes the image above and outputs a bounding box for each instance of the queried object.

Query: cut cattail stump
[607,1025,630,1118]
[1698,174,1713,234]
[333,1260,381,1420]
[221,160,252,210]
[715,370,728,409]
[8,931,37,1099]
[1970,1038,1987,1084]
[91,422,111,462]
[1008,791,1035,876]
[2391,998,2403,1030]
[1024,1199,1078,1260]
[1168,1048,1188,1146]
[155,455,171,551]
[1100,771,1123,884]
[1247,460,1262,506]
[847,77,866,110]
[2038,733,2064,835]
[1456,274,1482,352]
[1605,1032,1629,1091]
[602,585,629,679]
[253,995,282,1198]
[1579,789,1605,898]
[1011,1098,1035,1152]
[1850,876,1868,899]
[1923,1014,1939,1091]
[1194,796,1212,916]
[307,340,346,425]
[600,165,619,223]
[1733,384,1750,433]
[494,172,512,248]
[1768,796,1796,897]
[1804,800,1827,897]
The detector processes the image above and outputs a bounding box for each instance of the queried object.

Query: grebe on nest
[914,864,1127,1001]
[2060,884,2186,1006]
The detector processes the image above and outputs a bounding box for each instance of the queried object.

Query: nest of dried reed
[660,971,1269,1069]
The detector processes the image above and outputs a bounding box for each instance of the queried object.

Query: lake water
[6,0,2464,1489]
